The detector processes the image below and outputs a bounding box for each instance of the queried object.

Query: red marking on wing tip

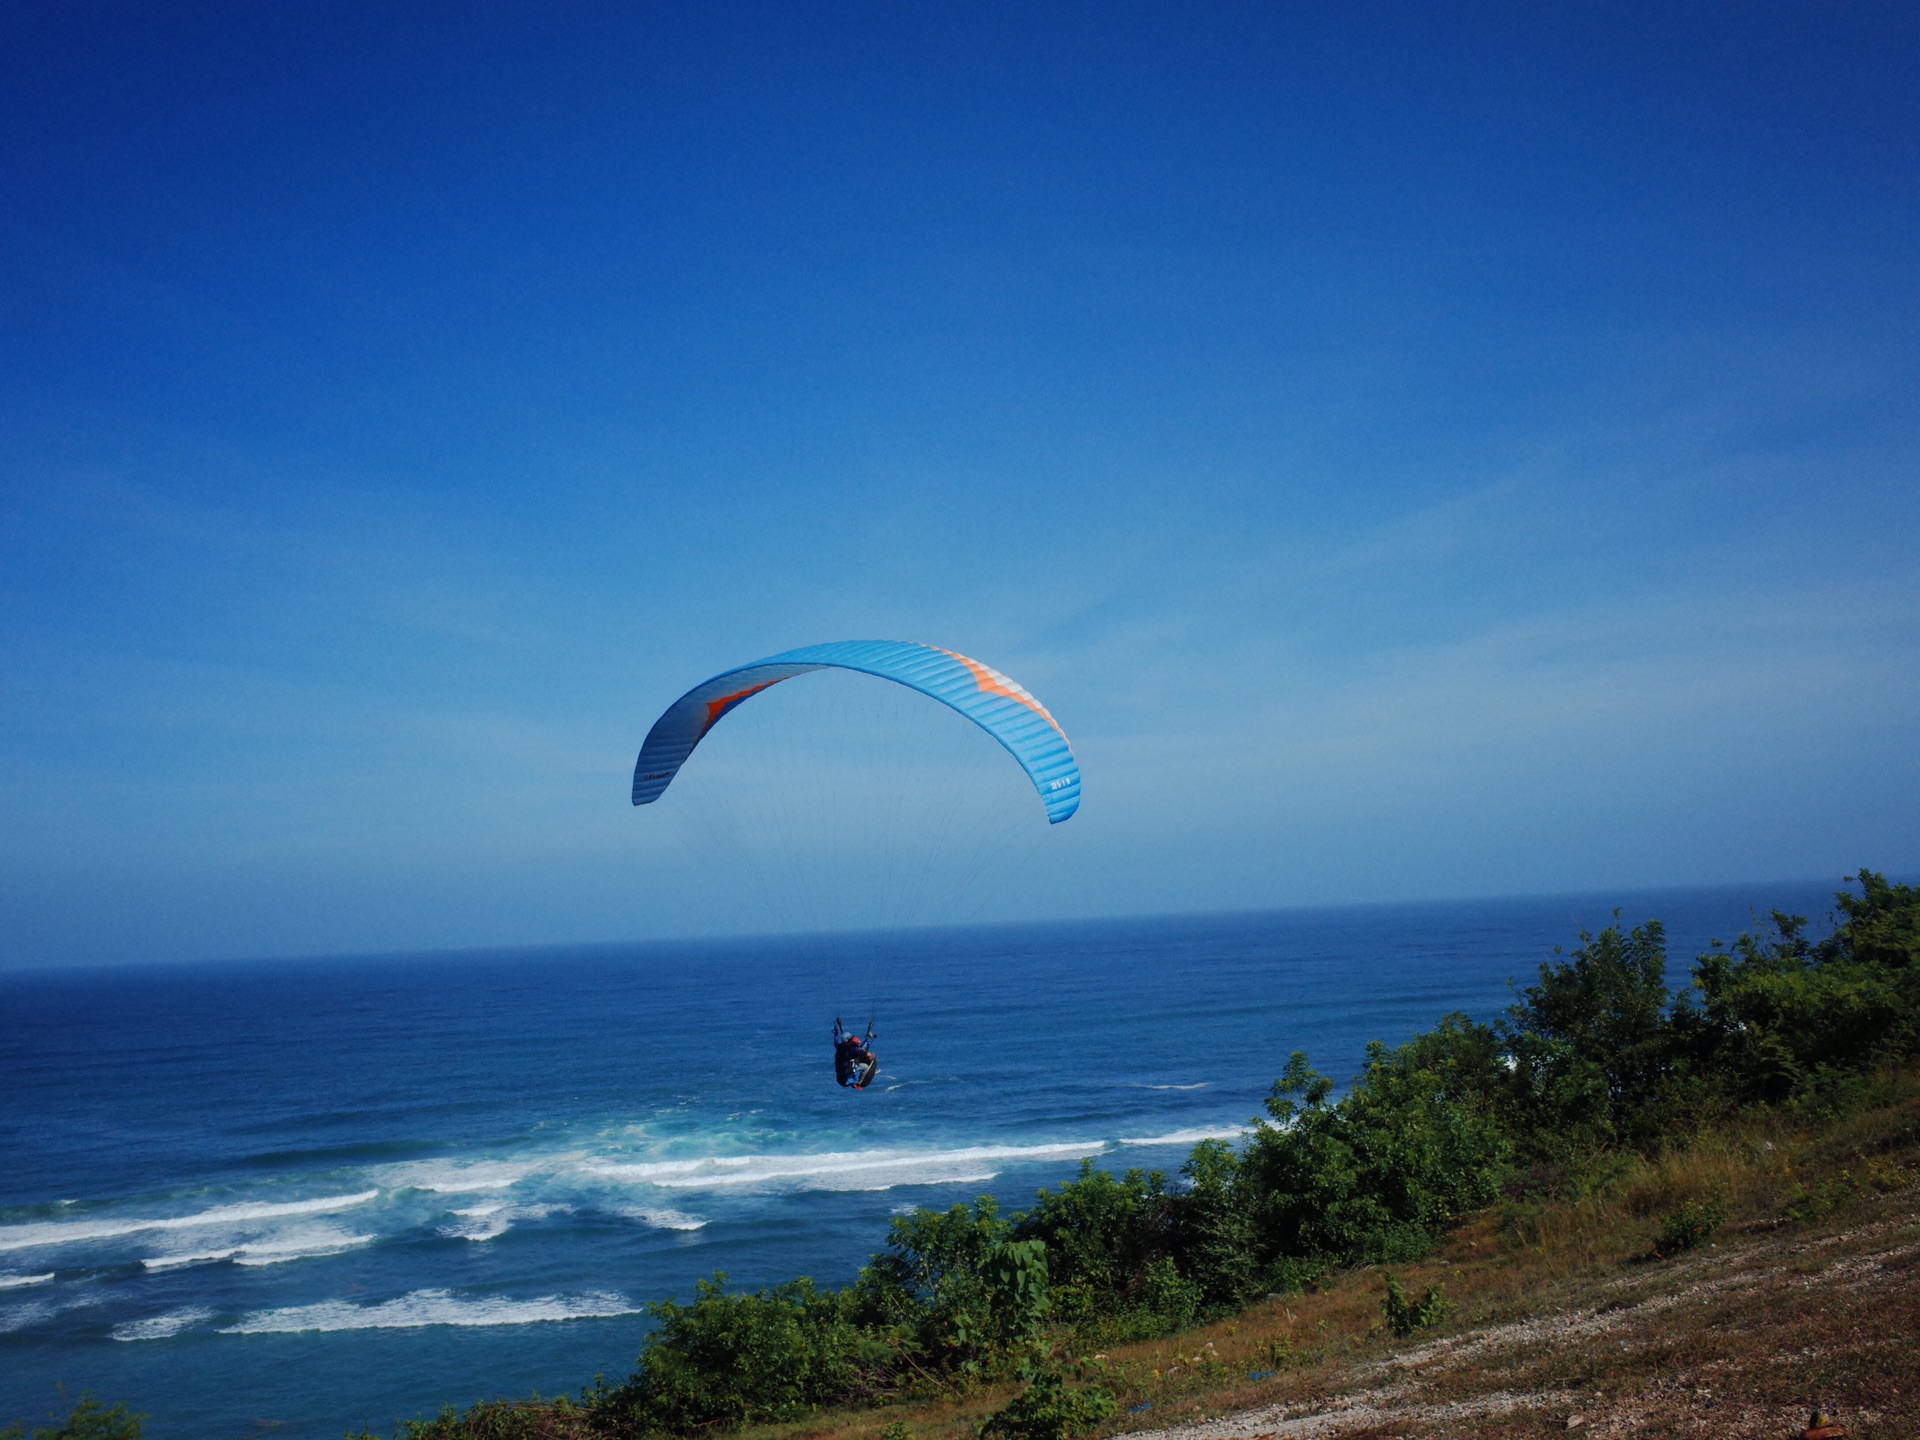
[698,679,784,738]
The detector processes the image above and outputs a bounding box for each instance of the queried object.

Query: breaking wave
[0,1192,379,1253]
[584,1141,1106,1194]
[439,1203,565,1242]
[378,1160,545,1194]
[624,1208,707,1231]
[1118,1125,1249,1146]
[220,1288,635,1334]
[142,1222,375,1270]
[112,1307,214,1341]
[0,1119,1235,1349]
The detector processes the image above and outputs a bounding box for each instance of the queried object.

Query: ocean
[0,880,1843,1439]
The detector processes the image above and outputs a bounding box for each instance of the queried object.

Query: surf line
[0,1191,380,1253]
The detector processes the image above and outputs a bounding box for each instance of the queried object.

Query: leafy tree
[1692,872,1920,1104]
[1501,918,1690,1152]
[1820,869,1920,972]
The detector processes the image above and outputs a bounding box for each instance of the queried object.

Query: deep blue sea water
[0,881,1844,1439]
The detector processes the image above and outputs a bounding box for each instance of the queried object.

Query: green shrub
[1239,1018,1511,1274]
[1133,1255,1202,1335]
[1379,1272,1452,1337]
[979,1368,1116,1440]
[1652,1199,1725,1256]
[381,1397,591,1439]
[1781,1155,1919,1224]
[1014,1163,1169,1324]
[1171,1140,1258,1310]
[858,1196,1052,1374]
[1693,873,1920,1108]
[1826,869,1920,972]
[1012,1161,1224,1340]
[601,1275,881,1432]
[2,1397,144,1440]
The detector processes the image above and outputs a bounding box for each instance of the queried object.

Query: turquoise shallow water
[0,881,1839,1439]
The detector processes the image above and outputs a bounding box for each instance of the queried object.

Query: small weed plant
[1782,1155,1919,1223]
[1653,1198,1726,1257]
[978,1368,1115,1440]
[1380,1273,1452,1337]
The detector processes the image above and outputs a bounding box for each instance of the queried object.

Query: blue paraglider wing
[631,640,1080,823]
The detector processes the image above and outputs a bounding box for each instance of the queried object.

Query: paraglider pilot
[833,1019,877,1090]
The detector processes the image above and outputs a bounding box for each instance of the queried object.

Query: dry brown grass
[733,1072,1920,1440]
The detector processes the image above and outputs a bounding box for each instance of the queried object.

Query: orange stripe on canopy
[934,647,1066,738]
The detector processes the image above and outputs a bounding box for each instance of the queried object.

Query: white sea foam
[626,1208,707,1231]
[1141,1082,1211,1090]
[142,1249,233,1271]
[111,1307,214,1341]
[141,1222,374,1269]
[378,1159,543,1194]
[588,1142,1105,1194]
[580,1156,751,1181]
[0,1273,54,1289]
[220,1288,635,1334]
[439,1203,563,1242]
[442,1214,511,1242]
[0,1300,56,1334]
[0,1288,98,1333]
[441,1201,510,1240]
[233,1225,376,1266]
[0,1191,379,1253]
[1118,1125,1248,1147]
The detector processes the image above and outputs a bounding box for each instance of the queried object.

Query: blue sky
[2,1,1916,967]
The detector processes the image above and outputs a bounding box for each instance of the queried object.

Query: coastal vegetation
[348,868,1920,1440]
[21,873,1910,1440]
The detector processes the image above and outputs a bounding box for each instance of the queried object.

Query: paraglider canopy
[632,640,1081,824]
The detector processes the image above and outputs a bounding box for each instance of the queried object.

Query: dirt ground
[1118,1203,1920,1440]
